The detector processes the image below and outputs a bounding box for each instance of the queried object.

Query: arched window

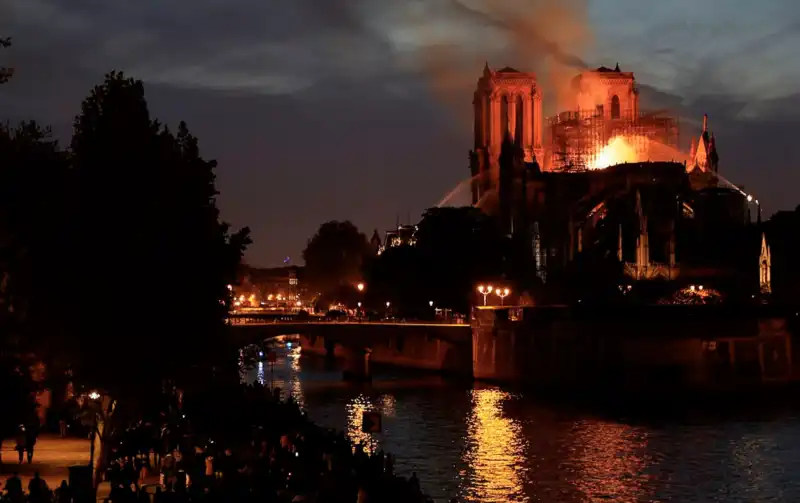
[500,95,509,137]
[611,95,621,119]
[515,95,524,142]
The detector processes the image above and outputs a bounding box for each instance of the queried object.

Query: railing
[227,313,467,326]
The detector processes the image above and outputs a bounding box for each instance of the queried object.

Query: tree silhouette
[53,72,249,479]
[303,220,369,296]
[363,207,506,314]
[0,122,68,458]
[415,207,505,313]
[363,244,426,316]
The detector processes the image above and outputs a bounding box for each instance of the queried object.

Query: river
[242,341,800,503]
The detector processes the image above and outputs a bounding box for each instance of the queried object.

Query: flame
[590,136,645,170]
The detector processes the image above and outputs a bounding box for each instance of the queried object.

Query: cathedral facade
[469,63,765,301]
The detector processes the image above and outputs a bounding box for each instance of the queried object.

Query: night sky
[2,0,799,267]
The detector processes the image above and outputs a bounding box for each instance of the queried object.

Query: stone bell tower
[469,63,543,205]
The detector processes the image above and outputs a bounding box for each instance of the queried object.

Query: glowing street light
[357,283,365,292]
[88,391,100,401]
[477,285,493,306]
[386,301,391,308]
[496,288,510,306]
[429,300,434,307]
[357,302,362,308]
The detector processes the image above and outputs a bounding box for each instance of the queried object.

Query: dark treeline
[300,208,630,317]
[302,207,516,317]
[0,68,250,465]
[301,209,800,317]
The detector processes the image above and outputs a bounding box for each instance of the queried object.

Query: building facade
[467,63,764,301]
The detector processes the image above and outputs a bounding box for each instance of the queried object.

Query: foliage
[0,358,37,449]
[363,244,427,316]
[302,220,369,295]
[54,72,250,411]
[0,37,12,84]
[0,72,249,441]
[0,123,67,448]
[363,207,506,314]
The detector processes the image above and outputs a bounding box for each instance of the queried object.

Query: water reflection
[380,394,397,417]
[346,395,380,454]
[256,362,265,386]
[286,346,305,407]
[240,342,800,503]
[568,421,653,502]
[460,388,528,503]
[730,431,783,501]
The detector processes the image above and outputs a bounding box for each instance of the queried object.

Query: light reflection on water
[568,421,653,501]
[460,389,528,502]
[346,394,380,454]
[242,344,800,503]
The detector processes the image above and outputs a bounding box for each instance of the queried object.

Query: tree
[415,207,505,313]
[363,207,507,314]
[55,72,249,480]
[303,220,369,295]
[363,244,429,317]
[0,122,68,460]
[1,37,13,84]
[0,359,37,464]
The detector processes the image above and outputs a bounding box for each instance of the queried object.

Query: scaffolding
[548,110,679,172]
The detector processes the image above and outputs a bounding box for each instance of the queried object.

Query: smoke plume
[412,0,593,123]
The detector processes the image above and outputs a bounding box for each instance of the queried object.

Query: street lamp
[429,300,434,307]
[86,391,101,472]
[496,288,510,306]
[386,301,391,308]
[477,285,493,306]
[357,283,365,292]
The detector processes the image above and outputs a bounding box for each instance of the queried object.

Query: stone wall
[471,306,794,392]
[297,324,473,376]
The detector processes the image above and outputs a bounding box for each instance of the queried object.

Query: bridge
[228,313,473,380]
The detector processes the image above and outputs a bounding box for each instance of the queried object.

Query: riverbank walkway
[1,435,163,500]
[0,434,89,489]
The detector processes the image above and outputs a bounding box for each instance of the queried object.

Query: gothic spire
[635,189,645,233]
[709,132,719,172]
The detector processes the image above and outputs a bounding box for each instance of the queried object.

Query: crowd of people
[3,381,448,503]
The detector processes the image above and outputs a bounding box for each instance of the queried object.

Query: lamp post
[496,288,510,306]
[477,285,493,306]
[357,283,365,292]
[87,391,101,471]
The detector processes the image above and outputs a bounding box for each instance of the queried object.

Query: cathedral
[468,63,767,301]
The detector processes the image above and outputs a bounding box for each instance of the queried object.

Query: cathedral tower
[572,64,639,120]
[470,63,543,205]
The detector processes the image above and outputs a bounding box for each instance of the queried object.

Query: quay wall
[231,307,794,391]
[233,322,472,376]
[472,306,794,392]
